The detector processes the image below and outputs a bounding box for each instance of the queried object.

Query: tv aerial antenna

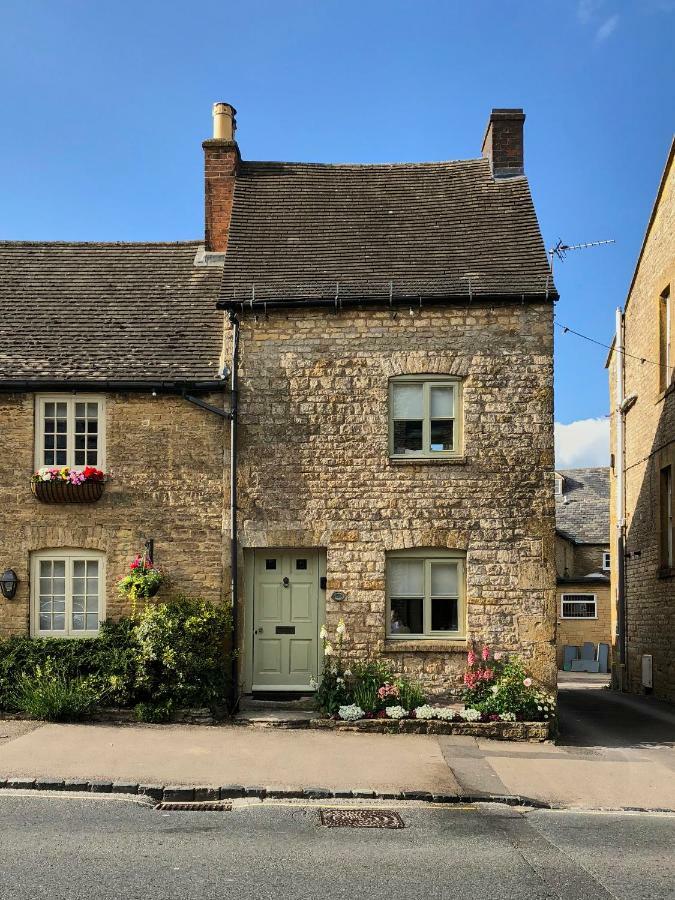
[548,238,615,278]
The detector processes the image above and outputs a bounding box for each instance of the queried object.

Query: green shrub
[133,595,232,713]
[134,699,175,723]
[396,678,427,712]
[352,680,379,714]
[13,663,101,721]
[0,619,138,712]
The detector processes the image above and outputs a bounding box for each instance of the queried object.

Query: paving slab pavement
[0,722,459,796]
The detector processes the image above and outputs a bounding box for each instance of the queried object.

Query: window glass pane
[389,597,423,634]
[430,420,453,452]
[73,561,85,578]
[430,386,454,418]
[52,614,65,630]
[56,450,67,465]
[39,613,51,630]
[431,562,458,597]
[55,403,67,417]
[86,613,99,630]
[393,420,423,454]
[431,597,458,631]
[296,559,307,570]
[72,596,85,613]
[72,613,85,630]
[392,383,423,418]
[53,561,65,577]
[389,559,424,595]
[265,559,276,570]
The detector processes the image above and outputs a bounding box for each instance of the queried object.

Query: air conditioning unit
[641,654,653,689]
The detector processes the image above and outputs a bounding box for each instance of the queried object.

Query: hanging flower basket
[30,466,107,504]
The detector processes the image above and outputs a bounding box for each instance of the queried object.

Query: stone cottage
[607,137,674,703]
[0,104,558,699]
[554,468,611,670]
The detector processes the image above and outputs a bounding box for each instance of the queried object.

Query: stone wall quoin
[0,392,228,636]
[234,301,556,695]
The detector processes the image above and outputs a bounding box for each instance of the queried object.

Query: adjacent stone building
[0,104,558,699]
[607,138,675,703]
[554,468,611,669]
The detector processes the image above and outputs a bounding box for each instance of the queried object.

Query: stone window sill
[389,456,467,466]
[384,639,469,653]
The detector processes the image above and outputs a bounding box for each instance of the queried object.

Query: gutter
[0,379,227,395]
[216,290,557,313]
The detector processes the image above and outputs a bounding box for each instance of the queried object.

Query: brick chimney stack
[481,109,525,178]
[202,102,239,253]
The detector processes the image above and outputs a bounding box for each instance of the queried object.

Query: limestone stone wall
[0,392,227,637]
[608,149,675,702]
[232,301,556,695]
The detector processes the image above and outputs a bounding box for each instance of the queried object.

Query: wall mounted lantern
[0,569,18,600]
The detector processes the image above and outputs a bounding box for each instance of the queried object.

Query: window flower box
[30,466,107,504]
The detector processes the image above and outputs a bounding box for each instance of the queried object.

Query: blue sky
[1,1,673,465]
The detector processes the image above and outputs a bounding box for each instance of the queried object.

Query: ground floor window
[386,550,465,638]
[31,550,105,637]
[560,593,597,619]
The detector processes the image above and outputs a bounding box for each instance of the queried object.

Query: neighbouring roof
[219,158,556,303]
[0,242,223,384]
[556,467,610,545]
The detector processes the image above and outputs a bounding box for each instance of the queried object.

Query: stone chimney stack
[202,102,239,253]
[481,109,525,178]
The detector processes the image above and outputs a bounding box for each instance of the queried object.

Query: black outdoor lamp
[0,569,18,600]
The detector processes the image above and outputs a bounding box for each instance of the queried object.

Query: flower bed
[312,623,556,742]
[31,466,106,503]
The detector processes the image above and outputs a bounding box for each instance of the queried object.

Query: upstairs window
[389,376,462,458]
[31,550,105,638]
[387,551,465,638]
[602,551,611,571]
[660,286,672,392]
[35,396,105,470]
[554,474,565,495]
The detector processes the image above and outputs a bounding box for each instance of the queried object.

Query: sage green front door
[252,550,320,690]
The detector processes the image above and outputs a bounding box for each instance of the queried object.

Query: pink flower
[493,651,503,660]
[467,650,476,666]
[481,645,490,661]
[523,677,533,688]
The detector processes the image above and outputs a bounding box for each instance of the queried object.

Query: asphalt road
[1,793,673,900]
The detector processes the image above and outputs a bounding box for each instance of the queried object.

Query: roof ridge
[0,240,202,248]
[240,158,490,170]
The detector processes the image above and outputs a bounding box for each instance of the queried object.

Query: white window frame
[554,474,565,495]
[386,549,466,639]
[34,394,106,471]
[31,550,106,638]
[602,551,611,571]
[389,375,463,459]
[560,593,597,620]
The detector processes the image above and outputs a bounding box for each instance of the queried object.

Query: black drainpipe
[228,311,240,713]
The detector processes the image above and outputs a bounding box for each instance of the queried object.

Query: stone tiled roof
[556,467,610,545]
[0,242,224,384]
[220,158,556,302]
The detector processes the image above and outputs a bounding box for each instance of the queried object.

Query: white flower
[319,625,328,641]
[323,642,334,657]
[343,669,352,678]
[336,677,344,685]
[491,685,499,694]
[460,707,482,722]
[336,620,346,636]
[338,704,364,721]
[309,676,319,689]
[435,707,457,721]
[414,705,437,720]
[386,705,407,719]
[500,712,516,722]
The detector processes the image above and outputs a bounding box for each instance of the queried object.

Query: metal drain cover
[155,801,232,812]
[319,809,404,829]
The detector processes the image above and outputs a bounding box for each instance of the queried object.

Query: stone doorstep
[309,718,552,742]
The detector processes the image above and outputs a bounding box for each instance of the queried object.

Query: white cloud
[555,417,610,469]
[595,13,619,41]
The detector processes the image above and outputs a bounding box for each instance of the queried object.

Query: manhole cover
[155,801,232,812]
[319,809,404,829]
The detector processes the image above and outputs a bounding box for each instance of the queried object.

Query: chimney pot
[212,102,237,141]
[481,108,525,178]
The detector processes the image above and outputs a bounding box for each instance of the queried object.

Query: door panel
[252,550,320,690]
